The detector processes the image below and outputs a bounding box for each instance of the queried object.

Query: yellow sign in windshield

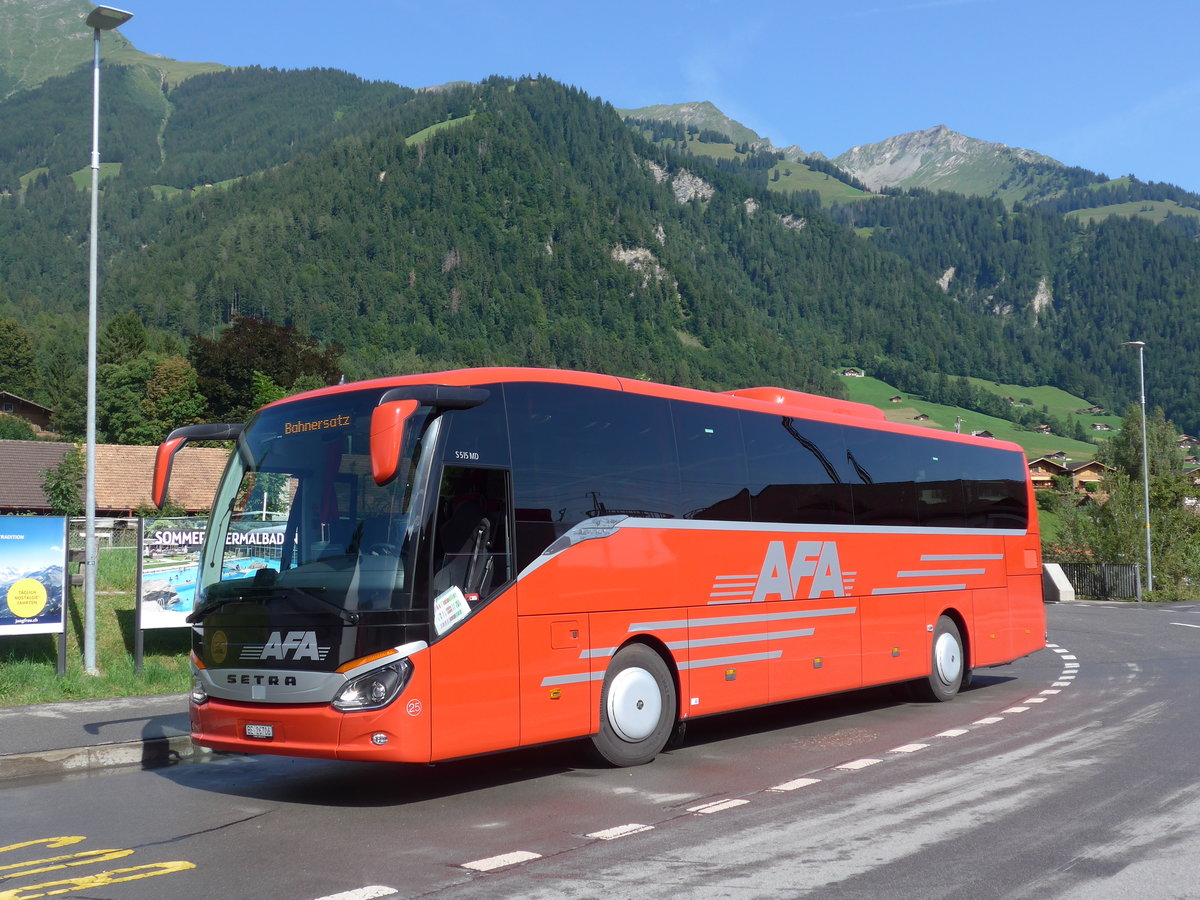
[283,414,351,435]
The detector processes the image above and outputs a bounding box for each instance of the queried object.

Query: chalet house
[839,368,864,377]
[1091,423,1112,431]
[889,395,903,403]
[1027,457,1114,492]
[1027,457,1070,490]
[0,391,55,434]
[1177,435,1198,450]
[913,413,930,422]
[0,440,228,515]
[970,430,995,439]
[1034,424,1053,435]
[1070,460,1113,491]
[1084,406,1106,415]
[1046,451,1069,461]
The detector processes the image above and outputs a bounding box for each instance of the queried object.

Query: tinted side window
[844,428,923,526]
[913,441,968,527]
[439,388,510,467]
[507,384,680,568]
[961,444,1028,529]
[741,412,853,525]
[672,401,750,521]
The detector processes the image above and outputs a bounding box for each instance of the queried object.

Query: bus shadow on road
[159,674,1019,807]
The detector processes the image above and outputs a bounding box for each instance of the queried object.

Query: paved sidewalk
[0,694,202,781]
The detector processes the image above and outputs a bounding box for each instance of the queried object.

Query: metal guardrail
[1057,562,1142,600]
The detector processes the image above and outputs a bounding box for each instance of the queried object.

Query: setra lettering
[226,674,299,686]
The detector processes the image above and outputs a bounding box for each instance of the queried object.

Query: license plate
[244,723,274,740]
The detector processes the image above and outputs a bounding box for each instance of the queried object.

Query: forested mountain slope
[2,57,1200,437]
[2,70,1038,399]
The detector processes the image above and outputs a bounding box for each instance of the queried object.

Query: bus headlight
[190,669,209,705]
[332,659,413,711]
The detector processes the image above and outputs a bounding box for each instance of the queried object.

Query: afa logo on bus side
[754,541,846,602]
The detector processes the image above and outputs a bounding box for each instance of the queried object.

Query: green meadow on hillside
[1066,198,1200,226]
[839,374,1104,461]
[675,134,873,204]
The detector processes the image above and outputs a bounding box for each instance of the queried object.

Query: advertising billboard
[0,517,68,636]
[138,516,285,629]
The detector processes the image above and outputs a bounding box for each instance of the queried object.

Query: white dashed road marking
[689,799,750,814]
[768,777,822,792]
[312,888,397,900]
[836,758,883,771]
[461,850,542,872]
[587,824,654,840]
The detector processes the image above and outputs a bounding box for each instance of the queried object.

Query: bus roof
[268,366,1025,455]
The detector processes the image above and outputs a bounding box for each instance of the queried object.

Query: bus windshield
[194,390,436,619]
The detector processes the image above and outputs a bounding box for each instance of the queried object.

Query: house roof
[94,444,229,513]
[0,440,73,510]
[0,440,229,514]
[1069,460,1113,474]
[0,391,52,414]
[1027,457,1069,474]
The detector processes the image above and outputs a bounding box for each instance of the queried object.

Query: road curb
[0,735,208,781]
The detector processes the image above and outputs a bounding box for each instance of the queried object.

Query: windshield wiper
[293,587,360,625]
[187,585,359,625]
[186,591,262,624]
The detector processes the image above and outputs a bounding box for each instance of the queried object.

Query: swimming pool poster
[0,517,67,636]
[138,517,285,629]
[139,517,205,629]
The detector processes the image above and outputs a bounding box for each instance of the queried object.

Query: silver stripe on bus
[678,651,783,670]
[616,518,1026,537]
[577,627,815,661]
[631,607,856,631]
[921,553,1004,561]
[871,584,967,595]
[541,671,607,687]
[897,568,986,577]
[580,646,619,659]
[667,629,814,650]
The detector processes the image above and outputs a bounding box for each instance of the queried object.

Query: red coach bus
[154,367,1045,767]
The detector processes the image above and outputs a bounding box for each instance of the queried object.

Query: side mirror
[153,423,244,508]
[370,399,419,485]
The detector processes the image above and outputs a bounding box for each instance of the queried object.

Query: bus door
[427,465,520,760]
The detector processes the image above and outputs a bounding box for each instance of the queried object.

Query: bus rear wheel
[591,644,677,767]
[913,615,964,702]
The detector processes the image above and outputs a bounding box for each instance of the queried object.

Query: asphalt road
[3,601,1198,900]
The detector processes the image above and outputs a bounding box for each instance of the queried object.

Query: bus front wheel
[914,615,965,702]
[591,644,677,767]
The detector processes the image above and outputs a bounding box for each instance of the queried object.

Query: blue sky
[0,517,66,574]
[118,0,1199,191]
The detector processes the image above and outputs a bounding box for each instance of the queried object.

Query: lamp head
[86,6,134,30]
[1121,341,1146,349]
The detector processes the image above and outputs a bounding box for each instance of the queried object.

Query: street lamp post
[83,5,133,675]
[1122,340,1152,594]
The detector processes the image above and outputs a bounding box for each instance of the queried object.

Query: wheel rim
[933,631,962,686]
[606,665,662,743]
